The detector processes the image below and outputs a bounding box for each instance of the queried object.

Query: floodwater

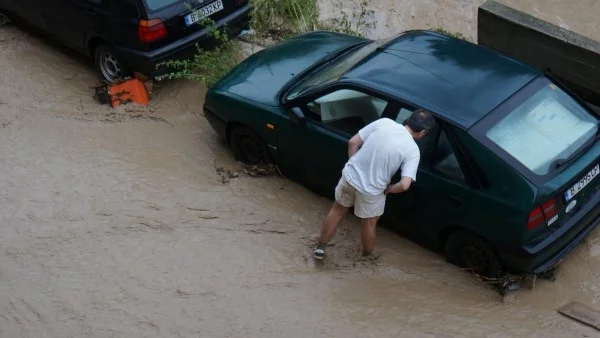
[1,16,600,338]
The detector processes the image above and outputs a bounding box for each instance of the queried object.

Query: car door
[44,0,109,51]
[276,86,394,198]
[382,118,476,238]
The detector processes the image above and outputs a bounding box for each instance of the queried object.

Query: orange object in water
[108,78,149,107]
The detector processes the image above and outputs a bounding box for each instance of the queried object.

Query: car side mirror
[289,107,306,125]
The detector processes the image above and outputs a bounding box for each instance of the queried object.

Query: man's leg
[360,216,378,256]
[318,201,350,246]
[355,192,385,256]
[314,176,354,259]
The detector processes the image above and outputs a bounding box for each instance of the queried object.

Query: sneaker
[313,245,325,260]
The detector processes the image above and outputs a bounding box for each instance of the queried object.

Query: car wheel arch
[440,226,498,251]
[226,122,274,164]
[441,227,505,276]
[88,37,111,57]
[226,121,246,143]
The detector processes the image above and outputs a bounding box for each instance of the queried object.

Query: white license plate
[565,164,600,201]
[184,0,224,26]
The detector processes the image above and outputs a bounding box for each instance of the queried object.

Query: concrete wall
[477,0,600,106]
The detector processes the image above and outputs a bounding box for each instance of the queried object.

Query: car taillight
[542,199,556,218]
[139,19,167,43]
[527,198,557,231]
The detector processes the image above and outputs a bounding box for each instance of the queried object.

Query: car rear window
[485,81,598,176]
[144,0,180,11]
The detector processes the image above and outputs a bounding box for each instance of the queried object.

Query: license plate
[564,164,600,201]
[184,0,224,26]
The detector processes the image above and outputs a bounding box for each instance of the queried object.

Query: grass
[250,0,320,36]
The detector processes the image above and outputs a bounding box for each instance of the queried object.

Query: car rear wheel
[444,231,503,279]
[94,45,129,83]
[230,126,268,165]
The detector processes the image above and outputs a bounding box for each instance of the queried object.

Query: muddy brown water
[1,21,600,337]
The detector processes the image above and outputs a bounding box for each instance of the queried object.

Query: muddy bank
[319,0,486,41]
[1,19,600,338]
[319,0,600,42]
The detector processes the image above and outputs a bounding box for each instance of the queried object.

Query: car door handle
[85,9,97,15]
[447,195,462,205]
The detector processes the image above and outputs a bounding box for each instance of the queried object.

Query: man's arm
[348,133,363,158]
[385,151,420,194]
[385,176,413,194]
[348,119,385,158]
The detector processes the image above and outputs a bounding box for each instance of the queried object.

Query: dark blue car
[0,0,250,82]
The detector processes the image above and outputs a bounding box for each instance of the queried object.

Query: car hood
[212,31,366,106]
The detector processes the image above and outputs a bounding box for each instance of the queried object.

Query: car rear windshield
[144,0,180,11]
[485,80,598,176]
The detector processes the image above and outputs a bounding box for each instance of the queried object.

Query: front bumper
[115,4,251,78]
[203,104,228,141]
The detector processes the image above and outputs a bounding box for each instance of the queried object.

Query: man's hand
[384,176,414,194]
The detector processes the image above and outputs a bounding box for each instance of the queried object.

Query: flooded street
[1,16,600,338]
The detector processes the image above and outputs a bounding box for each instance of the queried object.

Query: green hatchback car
[203,30,600,278]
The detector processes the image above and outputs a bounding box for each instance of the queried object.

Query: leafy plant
[327,0,375,37]
[156,17,242,87]
[249,0,319,36]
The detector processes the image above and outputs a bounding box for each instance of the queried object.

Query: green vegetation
[156,17,242,87]
[249,0,320,37]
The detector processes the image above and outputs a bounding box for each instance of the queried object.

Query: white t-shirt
[342,118,420,196]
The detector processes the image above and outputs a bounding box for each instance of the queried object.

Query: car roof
[341,30,542,129]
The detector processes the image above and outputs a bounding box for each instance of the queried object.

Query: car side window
[432,129,466,182]
[305,89,388,136]
[395,107,413,124]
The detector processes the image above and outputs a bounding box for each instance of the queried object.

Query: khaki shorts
[335,176,386,218]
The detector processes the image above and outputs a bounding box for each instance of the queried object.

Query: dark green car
[203,30,600,278]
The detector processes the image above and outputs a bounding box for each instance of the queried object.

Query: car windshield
[144,0,180,11]
[485,80,598,176]
[286,36,395,100]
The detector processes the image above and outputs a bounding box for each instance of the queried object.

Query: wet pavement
[1,17,600,338]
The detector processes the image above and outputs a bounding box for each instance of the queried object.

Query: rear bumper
[115,4,251,78]
[501,189,600,274]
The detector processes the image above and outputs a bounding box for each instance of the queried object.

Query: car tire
[444,231,503,279]
[230,126,269,165]
[94,45,130,83]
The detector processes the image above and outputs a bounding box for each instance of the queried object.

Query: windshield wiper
[552,131,600,169]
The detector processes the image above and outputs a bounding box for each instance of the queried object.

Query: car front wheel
[230,126,268,165]
[444,231,503,279]
[94,45,129,83]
